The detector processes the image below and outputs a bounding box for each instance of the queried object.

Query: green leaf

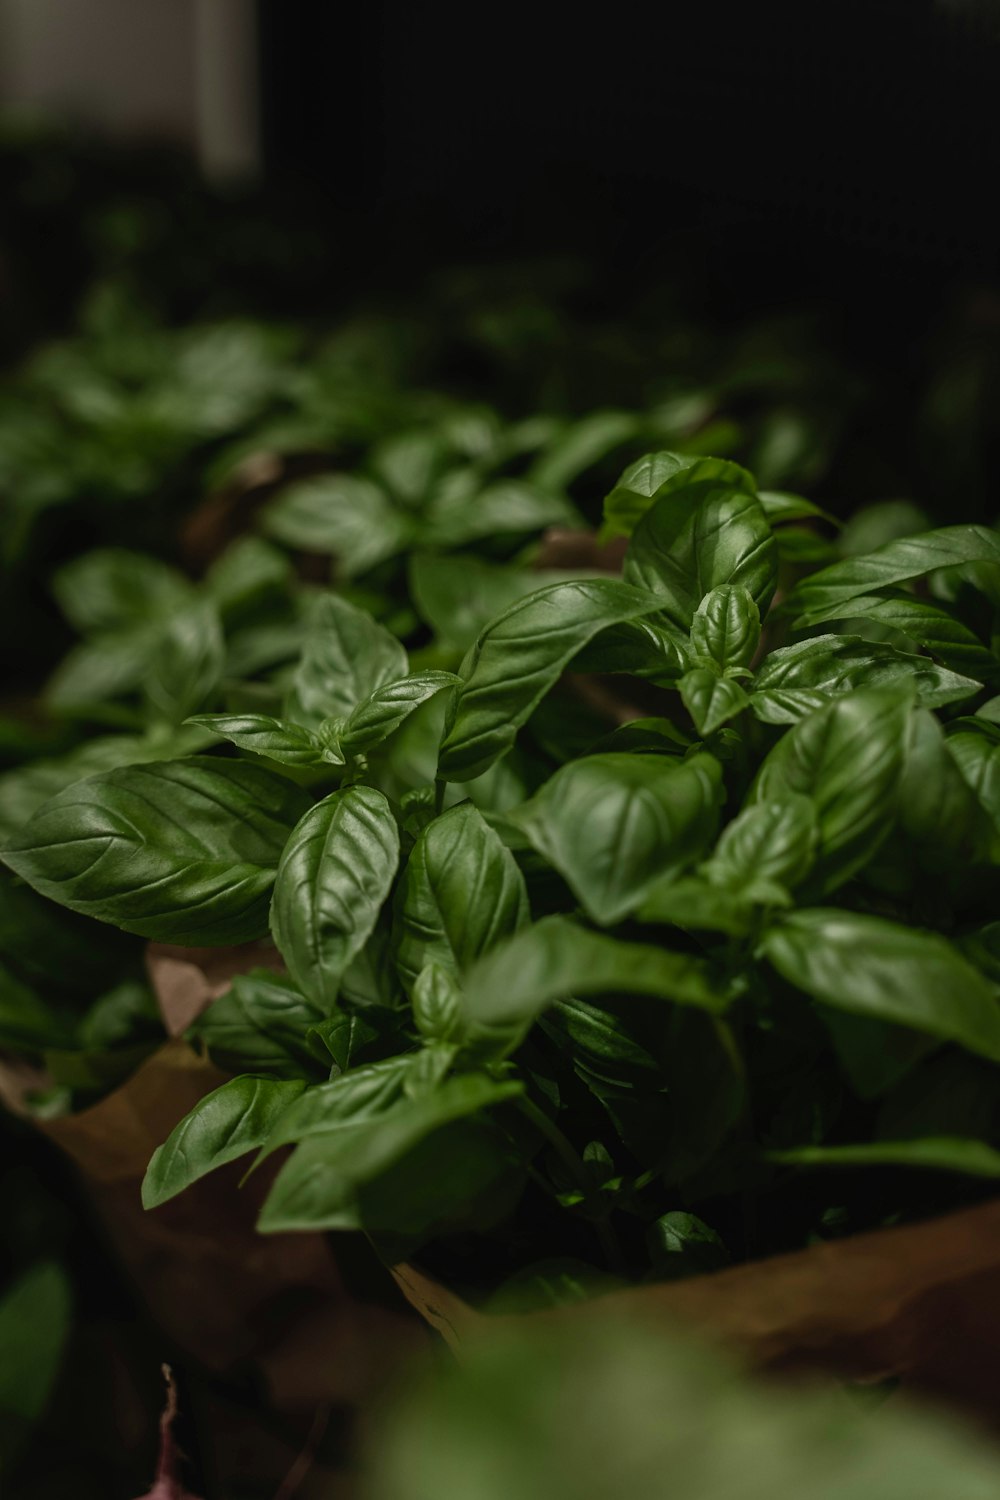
[462,915,728,1060]
[679,669,751,735]
[270,785,400,1011]
[688,586,761,673]
[145,597,226,726]
[767,1138,1000,1177]
[800,594,1000,684]
[409,553,585,652]
[752,689,910,893]
[339,671,460,758]
[261,474,412,576]
[52,548,192,634]
[45,628,161,708]
[257,1054,429,1157]
[204,534,292,612]
[761,909,1000,1062]
[413,962,464,1043]
[185,713,332,767]
[142,1076,307,1208]
[529,410,641,491]
[751,635,980,724]
[624,487,776,630]
[258,1073,523,1231]
[194,970,329,1078]
[437,579,664,781]
[704,795,817,892]
[0,1261,71,1468]
[510,752,722,924]
[395,801,529,992]
[947,727,1000,840]
[789,525,1000,626]
[2,757,309,943]
[602,452,756,540]
[897,710,988,862]
[636,876,778,936]
[422,478,578,546]
[757,490,838,527]
[285,593,408,730]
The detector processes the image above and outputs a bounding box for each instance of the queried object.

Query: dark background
[257,0,1000,311]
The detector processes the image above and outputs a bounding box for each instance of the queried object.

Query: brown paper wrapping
[392,1199,1000,1430]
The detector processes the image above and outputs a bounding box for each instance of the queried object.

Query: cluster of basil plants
[5,448,1000,1297]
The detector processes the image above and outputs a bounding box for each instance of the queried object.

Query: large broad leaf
[142,1077,307,1208]
[703,795,817,892]
[766,1137,1000,1177]
[0,727,214,841]
[602,452,756,540]
[761,909,1000,1063]
[752,689,910,893]
[437,579,663,781]
[258,1073,523,1231]
[1,757,310,943]
[339,671,460,758]
[194,970,329,1078]
[688,586,760,673]
[284,593,408,730]
[788,525,1000,626]
[261,474,412,576]
[624,487,776,630]
[462,915,728,1061]
[751,635,979,724]
[270,785,400,1011]
[897,710,989,863]
[395,801,529,992]
[510,752,722,924]
[789,593,1000,685]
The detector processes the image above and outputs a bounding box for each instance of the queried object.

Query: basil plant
[6,450,1000,1297]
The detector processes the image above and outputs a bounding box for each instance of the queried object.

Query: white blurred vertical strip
[194,0,259,182]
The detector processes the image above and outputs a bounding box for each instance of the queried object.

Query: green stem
[517,1095,625,1274]
[433,777,447,817]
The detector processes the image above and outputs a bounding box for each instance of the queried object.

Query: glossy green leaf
[688,585,761,673]
[437,579,663,780]
[757,490,838,527]
[258,1073,523,1231]
[145,599,225,726]
[284,592,408,730]
[767,1137,1000,1177]
[753,689,910,892]
[789,525,1000,626]
[624,487,776,630]
[679,669,751,735]
[186,713,332,767]
[270,785,400,1011]
[462,915,728,1060]
[194,970,329,1078]
[413,962,463,1043]
[339,671,460,758]
[510,752,722,924]
[142,1076,307,1208]
[947,727,1000,839]
[800,594,1000,684]
[704,795,817,892]
[752,634,980,724]
[1,757,310,943]
[409,554,582,652]
[395,801,529,992]
[602,452,756,539]
[761,909,1000,1062]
